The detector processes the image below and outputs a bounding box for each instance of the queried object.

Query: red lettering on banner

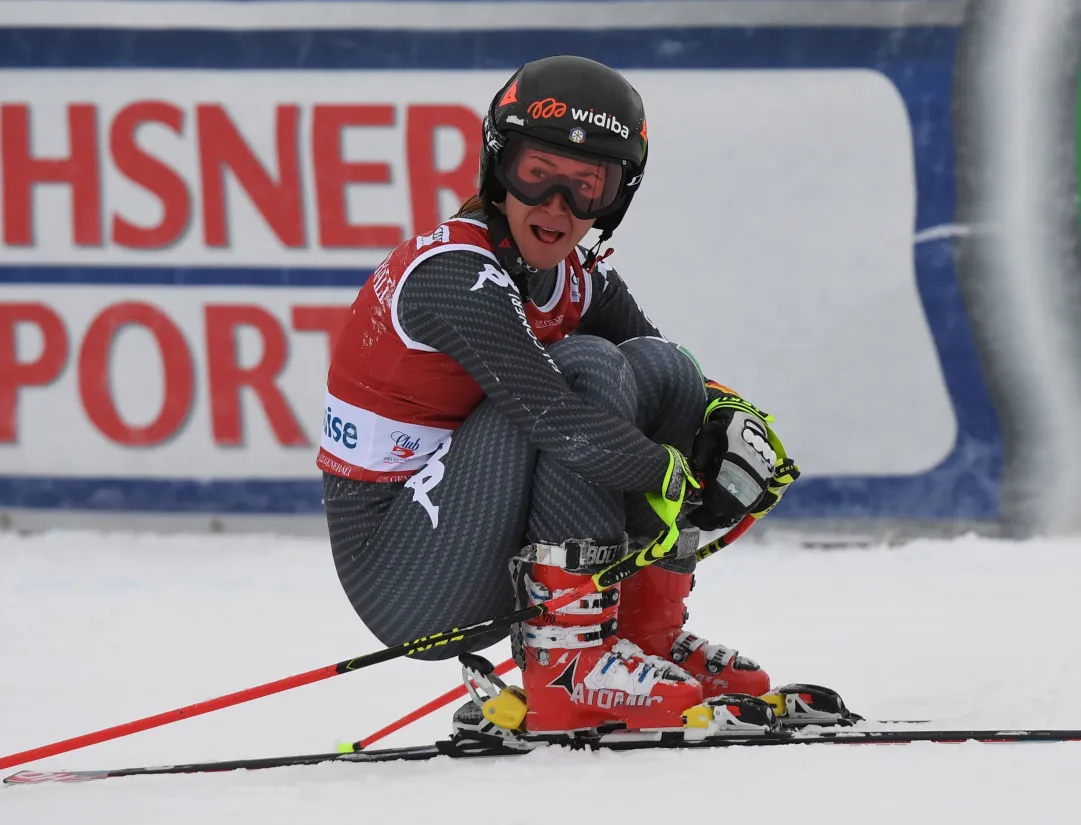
[312,105,402,249]
[0,99,490,253]
[78,303,194,446]
[204,305,308,447]
[110,101,191,249]
[0,304,69,443]
[1,103,102,247]
[197,104,305,248]
[291,306,351,364]
[406,105,483,236]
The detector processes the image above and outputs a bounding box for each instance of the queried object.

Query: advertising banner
[0,1,1010,525]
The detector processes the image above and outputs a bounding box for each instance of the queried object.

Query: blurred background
[1,0,1080,543]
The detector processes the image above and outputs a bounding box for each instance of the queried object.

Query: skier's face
[502,146,601,269]
[505,191,595,270]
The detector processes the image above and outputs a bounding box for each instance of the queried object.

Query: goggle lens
[497,137,626,219]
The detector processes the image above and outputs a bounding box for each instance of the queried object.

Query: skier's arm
[397,250,671,492]
[580,259,722,395]
[577,260,666,344]
[575,258,802,520]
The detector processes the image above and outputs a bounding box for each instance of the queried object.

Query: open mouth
[530,225,566,245]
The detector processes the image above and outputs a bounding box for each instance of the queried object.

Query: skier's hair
[450,158,487,218]
[452,193,486,218]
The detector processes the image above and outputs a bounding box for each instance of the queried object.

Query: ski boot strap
[518,537,628,573]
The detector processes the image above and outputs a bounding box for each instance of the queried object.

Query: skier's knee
[547,335,636,416]
[620,336,702,392]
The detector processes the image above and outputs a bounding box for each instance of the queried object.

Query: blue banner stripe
[0,473,990,519]
[0,27,957,71]
[0,477,325,513]
[0,266,374,287]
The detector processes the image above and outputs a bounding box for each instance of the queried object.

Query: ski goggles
[495,135,627,220]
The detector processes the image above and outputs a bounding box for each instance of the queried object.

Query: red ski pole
[342,657,518,752]
[0,595,570,772]
[344,517,756,750]
[0,516,754,772]
[695,513,755,561]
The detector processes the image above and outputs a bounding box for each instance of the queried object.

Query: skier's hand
[645,446,701,554]
[687,385,796,530]
[750,456,800,520]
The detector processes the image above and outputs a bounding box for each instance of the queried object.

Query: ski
[7,727,1081,786]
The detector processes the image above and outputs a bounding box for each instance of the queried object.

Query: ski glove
[751,455,800,520]
[687,386,799,531]
[645,446,702,555]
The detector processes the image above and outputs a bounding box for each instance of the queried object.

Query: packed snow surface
[2,530,1079,823]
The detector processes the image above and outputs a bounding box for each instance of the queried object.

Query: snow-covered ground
[2,529,1079,823]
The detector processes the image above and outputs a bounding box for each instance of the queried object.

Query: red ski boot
[618,534,771,700]
[509,539,704,734]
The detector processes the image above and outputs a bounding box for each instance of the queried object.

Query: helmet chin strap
[483,201,541,301]
[582,230,614,273]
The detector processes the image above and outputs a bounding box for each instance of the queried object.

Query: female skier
[319,55,800,735]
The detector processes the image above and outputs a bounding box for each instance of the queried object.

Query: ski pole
[696,514,755,562]
[0,594,572,772]
[345,516,757,750]
[341,657,518,752]
[0,515,755,772]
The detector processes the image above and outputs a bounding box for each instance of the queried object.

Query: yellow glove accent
[645,446,700,554]
[751,457,801,519]
[704,384,799,520]
[703,393,774,428]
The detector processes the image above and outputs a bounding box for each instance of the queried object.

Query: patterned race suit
[322,212,706,659]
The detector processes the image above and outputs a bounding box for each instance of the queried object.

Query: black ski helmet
[479,55,648,242]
